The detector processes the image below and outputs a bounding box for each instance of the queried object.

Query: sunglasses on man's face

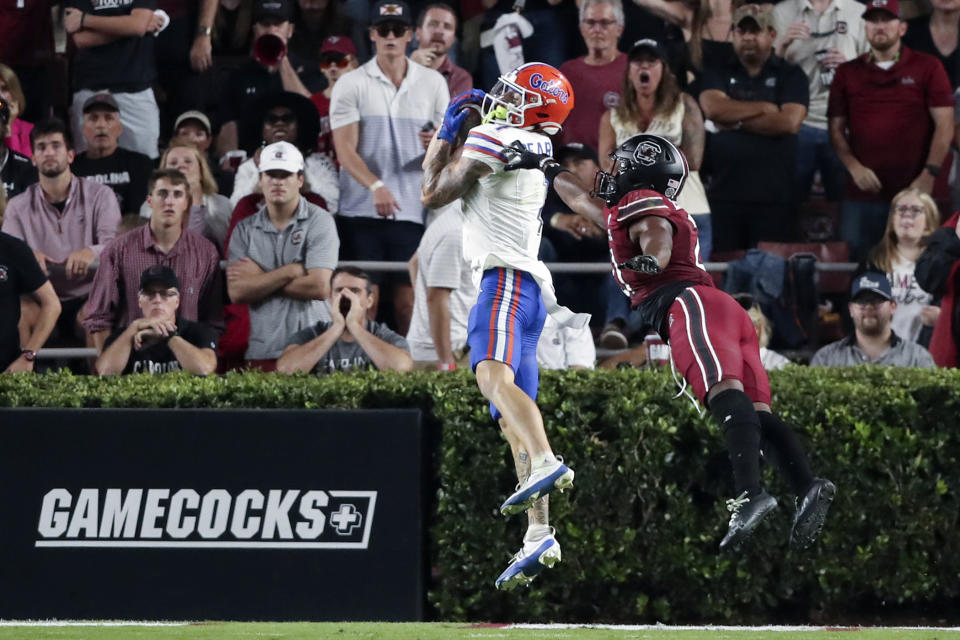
[375,22,409,38]
[319,55,351,69]
[265,112,296,125]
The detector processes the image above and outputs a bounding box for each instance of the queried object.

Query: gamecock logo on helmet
[635,141,662,166]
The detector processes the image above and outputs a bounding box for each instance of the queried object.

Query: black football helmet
[592,134,689,206]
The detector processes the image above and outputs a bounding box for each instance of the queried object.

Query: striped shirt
[1,176,121,299]
[82,224,223,334]
[329,57,448,225]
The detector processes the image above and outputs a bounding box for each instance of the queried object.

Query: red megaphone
[253,34,287,67]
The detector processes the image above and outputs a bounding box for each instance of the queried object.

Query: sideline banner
[0,409,423,621]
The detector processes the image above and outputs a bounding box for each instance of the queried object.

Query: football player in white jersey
[421,63,590,590]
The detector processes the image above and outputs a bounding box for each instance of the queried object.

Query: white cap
[259,141,304,174]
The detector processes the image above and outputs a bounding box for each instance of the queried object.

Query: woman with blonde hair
[140,140,233,250]
[0,65,33,157]
[864,188,941,344]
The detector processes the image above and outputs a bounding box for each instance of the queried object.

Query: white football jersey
[460,123,589,330]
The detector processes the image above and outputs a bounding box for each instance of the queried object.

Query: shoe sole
[495,541,562,591]
[599,332,628,350]
[790,481,836,550]
[500,468,575,517]
[720,498,778,552]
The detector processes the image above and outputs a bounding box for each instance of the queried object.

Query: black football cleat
[789,478,836,550]
[719,490,778,552]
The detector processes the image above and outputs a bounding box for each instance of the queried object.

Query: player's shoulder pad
[616,189,673,223]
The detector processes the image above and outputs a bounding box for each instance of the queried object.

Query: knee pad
[709,388,760,433]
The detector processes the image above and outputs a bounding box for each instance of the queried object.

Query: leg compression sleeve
[709,388,762,495]
[758,411,814,495]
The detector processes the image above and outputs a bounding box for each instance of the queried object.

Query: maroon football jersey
[606,189,713,309]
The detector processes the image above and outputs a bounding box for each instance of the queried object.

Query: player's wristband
[438,362,456,371]
[369,180,385,192]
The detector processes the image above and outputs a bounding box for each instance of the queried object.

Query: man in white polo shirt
[330,0,449,336]
[226,141,340,370]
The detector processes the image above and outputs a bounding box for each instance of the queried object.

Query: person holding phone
[276,266,412,374]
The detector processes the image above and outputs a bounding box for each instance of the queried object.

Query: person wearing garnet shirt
[828,0,954,261]
[309,35,359,165]
[557,0,628,152]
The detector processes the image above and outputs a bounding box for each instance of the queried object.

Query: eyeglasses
[894,204,925,217]
[139,289,179,300]
[319,56,351,69]
[375,23,409,37]
[582,18,618,29]
[265,112,296,125]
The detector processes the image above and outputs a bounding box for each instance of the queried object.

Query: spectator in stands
[1,231,61,373]
[828,0,954,261]
[277,266,413,373]
[153,0,218,139]
[96,265,217,375]
[232,91,339,213]
[216,0,318,159]
[746,301,791,370]
[0,65,33,158]
[331,0,448,335]
[811,271,936,366]
[0,98,37,200]
[699,4,809,251]
[3,118,121,347]
[537,315,596,370]
[410,3,473,98]
[173,110,213,155]
[406,207,476,370]
[141,142,233,251]
[773,0,867,204]
[632,0,738,91]
[600,38,711,257]
[864,188,941,344]
[72,93,156,216]
[558,0,627,151]
[915,207,960,366]
[905,0,960,89]
[310,37,359,165]
[288,0,367,71]
[226,141,339,370]
[83,168,222,350]
[65,0,164,159]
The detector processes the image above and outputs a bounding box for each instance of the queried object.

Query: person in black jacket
[915,211,960,367]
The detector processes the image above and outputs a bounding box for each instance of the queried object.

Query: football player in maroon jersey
[504,134,835,551]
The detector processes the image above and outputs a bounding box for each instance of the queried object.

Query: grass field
[1,623,960,640]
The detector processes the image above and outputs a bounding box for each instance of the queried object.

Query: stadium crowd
[2,0,960,375]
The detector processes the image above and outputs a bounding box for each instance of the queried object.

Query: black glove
[617,254,662,275]
[502,140,567,183]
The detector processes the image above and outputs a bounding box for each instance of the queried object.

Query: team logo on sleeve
[635,140,662,166]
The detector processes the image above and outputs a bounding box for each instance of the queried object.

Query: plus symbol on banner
[329,504,363,535]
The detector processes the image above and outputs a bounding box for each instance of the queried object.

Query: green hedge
[2,367,960,623]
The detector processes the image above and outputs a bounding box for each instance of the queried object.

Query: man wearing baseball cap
[226,141,340,369]
[310,36,361,164]
[699,3,811,252]
[216,0,321,164]
[96,265,219,376]
[811,271,935,367]
[828,0,953,262]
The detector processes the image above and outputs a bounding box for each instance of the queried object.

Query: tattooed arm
[421,135,493,209]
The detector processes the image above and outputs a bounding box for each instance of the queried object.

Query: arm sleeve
[227,220,250,265]
[81,241,122,333]
[185,322,220,351]
[423,232,463,290]
[927,58,955,108]
[915,224,960,295]
[291,323,322,345]
[92,186,122,257]
[826,64,848,118]
[303,211,340,271]
[915,345,937,368]
[373,323,410,351]
[329,73,361,130]
[197,241,225,333]
[698,68,727,94]
[433,75,450,126]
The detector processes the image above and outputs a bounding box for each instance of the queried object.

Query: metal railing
[36,260,860,361]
